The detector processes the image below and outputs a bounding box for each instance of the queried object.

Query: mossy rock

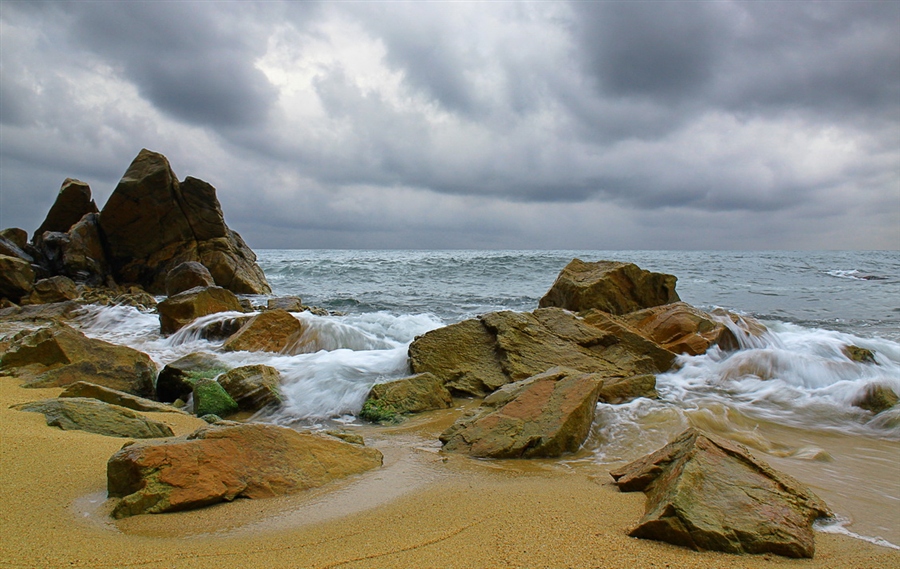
[359,399,400,424]
[192,378,238,418]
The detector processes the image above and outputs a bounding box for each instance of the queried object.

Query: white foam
[815,516,900,550]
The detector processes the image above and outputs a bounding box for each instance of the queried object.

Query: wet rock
[217,365,283,412]
[597,374,657,404]
[610,428,831,558]
[852,383,898,414]
[20,276,79,305]
[192,377,238,418]
[223,309,304,354]
[843,345,877,364]
[165,261,215,296]
[0,255,35,301]
[156,353,229,403]
[267,296,303,311]
[440,367,604,458]
[15,397,173,439]
[157,286,245,335]
[580,310,676,372]
[60,381,186,414]
[539,259,679,315]
[621,302,739,355]
[33,179,99,242]
[361,373,452,423]
[78,285,158,310]
[0,323,156,397]
[107,422,384,518]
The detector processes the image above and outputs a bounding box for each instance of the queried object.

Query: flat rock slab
[107,423,383,518]
[610,428,831,558]
[15,397,174,439]
[60,381,187,414]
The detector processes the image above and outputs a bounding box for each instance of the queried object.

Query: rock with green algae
[843,345,877,364]
[360,372,452,424]
[155,352,229,403]
[217,364,283,412]
[192,378,238,418]
[15,397,173,439]
[852,383,898,414]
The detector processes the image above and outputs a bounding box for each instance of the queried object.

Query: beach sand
[1,376,897,569]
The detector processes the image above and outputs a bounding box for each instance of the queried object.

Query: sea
[72,250,900,547]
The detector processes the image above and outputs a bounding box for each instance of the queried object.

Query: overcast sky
[1,1,897,250]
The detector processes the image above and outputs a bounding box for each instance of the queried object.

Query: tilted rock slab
[620,301,739,356]
[107,423,383,518]
[440,367,605,458]
[60,381,187,414]
[539,259,679,315]
[610,428,831,558]
[157,285,245,335]
[15,397,174,439]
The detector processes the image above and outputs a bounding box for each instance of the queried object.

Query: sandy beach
[1,376,897,569]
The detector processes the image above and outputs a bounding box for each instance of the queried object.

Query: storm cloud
[1,1,897,250]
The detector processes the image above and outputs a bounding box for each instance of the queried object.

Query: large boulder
[157,286,245,335]
[60,381,186,414]
[440,367,605,458]
[20,275,79,305]
[610,428,831,558]
[0,323,156,397]
[620,302,739,356]
[33,178,99,242]
[0,255,35,301]
[37,213,109,285]
[15,397,174,439]
[217,365,283,412]
[0,229,34,263]
[223,309,305,354]
[538,259,679,315]
[107,423,384,518]
[97,149,271,294]
[165,261,215,296]
[361,372,452,423]
[155,352,230,403]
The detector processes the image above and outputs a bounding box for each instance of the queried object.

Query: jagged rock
[78,285,158,310]
[0,230,34,263]
[41,213,109,285]
[0,323,156,397]
[440,367,605,458]
[15,397,173,438]
[361,373,452,422]
[33,178,99,242]
[156,353,229,403]
[267,296,304,311]
[843,345,877,364]
[157,286,245,335]
[0,227,29,250]
[97,149,270,294]
[0,255,35,301]
[223,309,304,354]
[621,302,739,356]
[579,310,677,372]
[165,261,215,296]
[107,422,384,517]
[597,374,658,404]
[852,384,898,414]
[539,259,679,315]
[60,381,186,414]
[217,365,282,412]
[20,276,79,305]
[610,428,831,558]
[192,377,238,418]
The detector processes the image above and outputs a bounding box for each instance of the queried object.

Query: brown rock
[0,230,34,263]
[852,383,898,414]
[538,259,679,315]
[441,367,604,458]
[217,365,283,412]
[60,381,186,414]
[155,352,229,403]
[165,261,215,296]
[597,374,657,404]
[0,255,35,301]
[0,227,29,250]
[107,422,384,517]
[15,397,174,439]
[157,286,245,335]
[364,372,452,416]
[20,276,79,305]
[56,213,109,284]
[621,302,739,355]
[580,309,677,373]
[34,178,99,242]
[610,428,831,558]
[267,296,303,311]
[223,309,304,354]
[843,345,877,364]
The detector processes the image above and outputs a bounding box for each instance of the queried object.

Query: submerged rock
[222,309,305,354]
[852,383,898,414]
[610,428,830,558]
[843,345,877,364]
[16,397,173,439]
[107,422,384,518]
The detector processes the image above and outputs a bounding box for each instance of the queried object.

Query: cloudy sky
[1,1,897,250]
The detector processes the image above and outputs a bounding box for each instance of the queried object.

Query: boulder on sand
[538,259,679,315]
[610,428,831,558]
[157,286,245,335]
[15,397,173,439]
[60,381,186,414]
[361,372,452,423]
[107,422,384,518]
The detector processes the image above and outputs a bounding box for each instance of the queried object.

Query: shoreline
[2,377,898,569]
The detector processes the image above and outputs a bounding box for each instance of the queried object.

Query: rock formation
[217,365,283,412]
[361,372,452,423]
[157,286,245,335]
[60,381,186,414]
[15,397,174,439]
[222,309,305,354]
[155,352,230,403]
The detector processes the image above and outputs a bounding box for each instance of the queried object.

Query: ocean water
[72,250,900,546]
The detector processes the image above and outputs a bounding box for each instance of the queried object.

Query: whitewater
[70,250,899,547]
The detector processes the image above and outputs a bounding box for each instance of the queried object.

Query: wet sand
[1,377,898,569]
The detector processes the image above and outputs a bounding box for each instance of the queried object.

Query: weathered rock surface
[15,397,173,439]
[0,323,156,397]
[597,374,658,404]
[852,384,898,414]
[60,381,186,414]
[20,276,79,305]
[192,378,239,418]
[155,352,229,403]
[157,286,245,335]
[223,309,304,354]
[621,302,739,356]
[37,213,110,285]
[440,367,604,458]
[610,428,831,558]
[165,261,215,296]
[33,179,99,241]
[362,373,452,422]
[410,307,673,397]
[267,296,304,311]
[98,149,270,294]
[844,345,877,364]
[539,259,679,315]
[217,365,282,412]
[0,255,35,301]
[107,422,384,518]
[0,227,29,251]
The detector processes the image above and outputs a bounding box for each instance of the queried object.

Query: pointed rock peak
[34,178,98,241]
[119,149,175,183]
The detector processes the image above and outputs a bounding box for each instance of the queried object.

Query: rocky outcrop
[440,367,605,458]
[217,365,283,412]
[107,423,384,518]
[155,353,229,403]
[157,286,245,335]
[0,323,156,397]
[223,309,304,354]
[165,261,215,296]
[361,373,452,423]
[621,302,739,356]
[36,213,109,285]
[0,255,34,301]
[98,149,270,294]
[15,397,173,439]
[267,296,304,311]
[33,179,99,241]
[610,428,830,558]
[60,381,186,414]
[20,276,79,305]
[192,378,238,418]
[538,259,679,315]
